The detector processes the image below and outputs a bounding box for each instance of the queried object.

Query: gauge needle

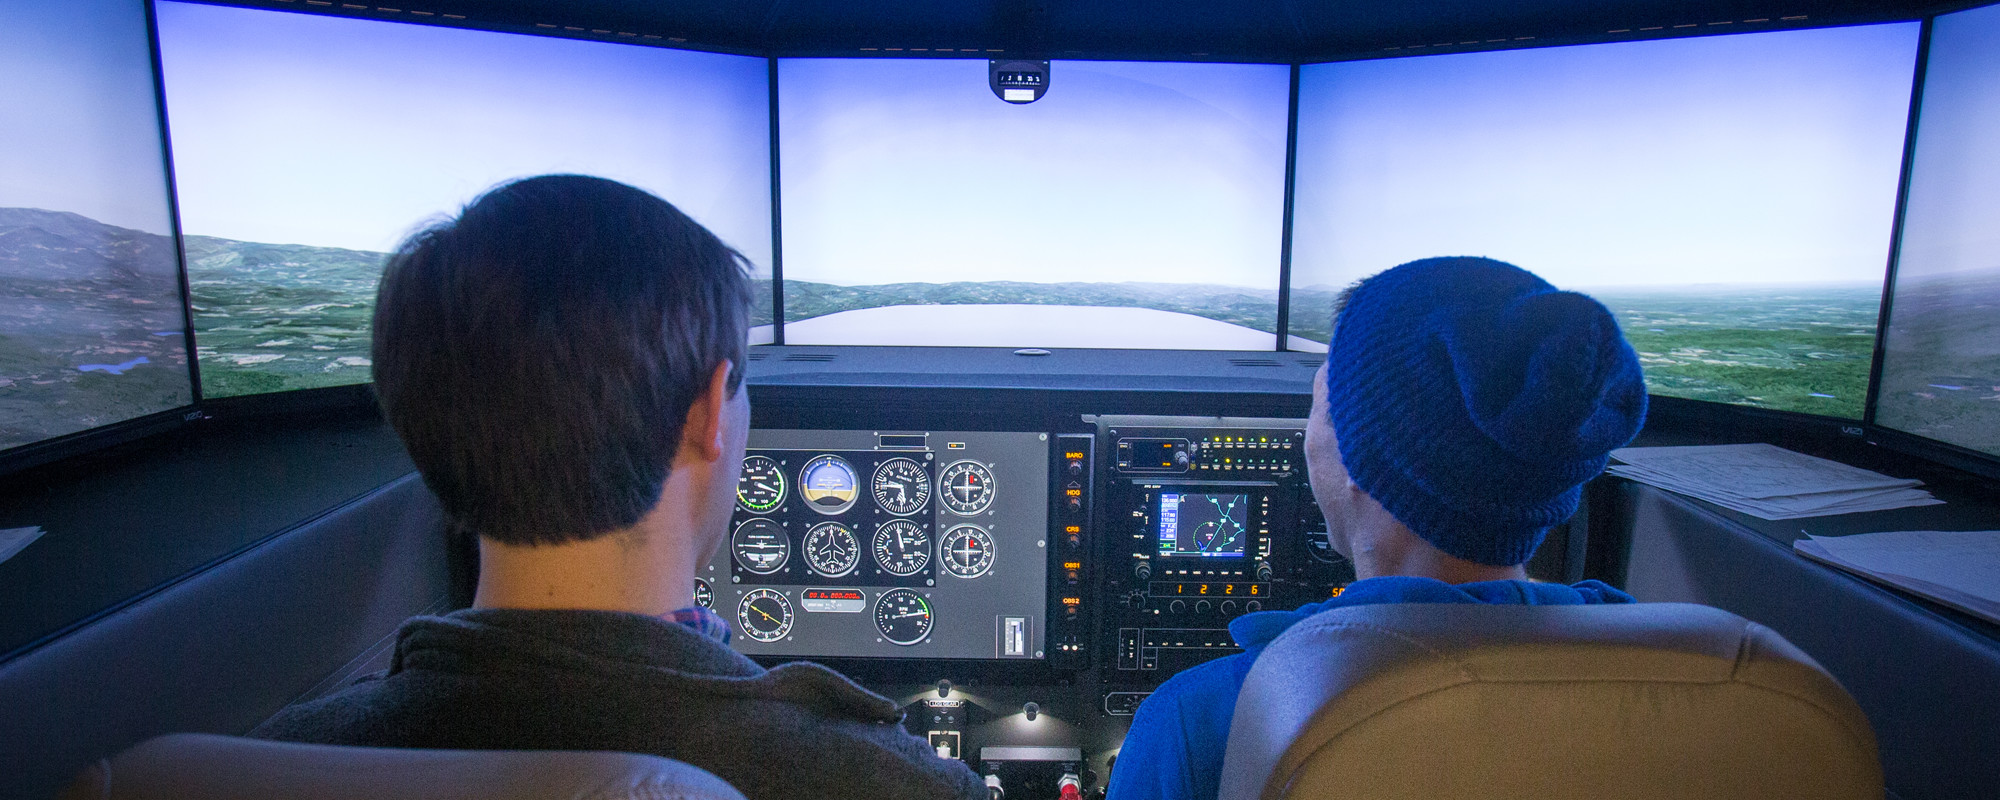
[756,482,776,492]
[754,606,779,623]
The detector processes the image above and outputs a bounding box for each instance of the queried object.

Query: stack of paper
[1607,443,1942,520]
[1796,530,2000,625]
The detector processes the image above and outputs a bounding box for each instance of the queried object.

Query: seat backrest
[57,733,746,800]
[1219,602,1881,800]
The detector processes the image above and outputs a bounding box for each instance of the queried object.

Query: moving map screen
[155,2,772,398]
[0,0,192,452]
[1156,493,1248,558]
[1875,2,2000,459]
[1291,24,1920,418]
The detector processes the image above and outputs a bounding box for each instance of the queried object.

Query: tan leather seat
[1219,603,1881,800]
[58,733,746,800]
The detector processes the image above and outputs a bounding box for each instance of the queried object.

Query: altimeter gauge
[939,460,995,516]
[872,519,931,576]
[874,588,934,646]
[731,518,790,575]
[804,522,861,578]
[736,455,786,513]
[737,588,793,642]
[871,457,932,516]
[940,524,995,579]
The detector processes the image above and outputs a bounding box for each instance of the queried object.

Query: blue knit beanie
[1325,257,1648,566]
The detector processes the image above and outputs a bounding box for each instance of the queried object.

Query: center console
[704,409,1354,798]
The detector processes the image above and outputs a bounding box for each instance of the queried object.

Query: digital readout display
[1156,492,1249,558]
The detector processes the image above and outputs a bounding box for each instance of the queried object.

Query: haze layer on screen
[1877,2,2000,457]
[156,2,772,396]
[778,59,1291,349]
[0,0,192,452]
[1291,24,1918,418]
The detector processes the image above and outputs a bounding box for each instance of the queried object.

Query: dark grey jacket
[253,608,987,800]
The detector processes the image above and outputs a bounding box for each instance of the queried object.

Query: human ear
[682,361,735,463]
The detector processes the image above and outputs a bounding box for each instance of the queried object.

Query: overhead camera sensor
[990,59,1050,104]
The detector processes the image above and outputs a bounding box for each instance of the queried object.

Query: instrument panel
[702,429,1056,660]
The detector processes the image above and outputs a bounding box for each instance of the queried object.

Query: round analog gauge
[737,588,793,642]
[874,588,934,646]
[731,518,790,575]
[692,578,713,609]
[736,455,786,513]
[873,519,932,576]
[940,524,996,579]
[803,522,861,578]
[939,461,995,516]
[799,455,860,515]
[871,458,932,516]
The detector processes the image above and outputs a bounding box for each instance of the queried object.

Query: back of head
[373,174,751,545]
[1325,256,1647,566]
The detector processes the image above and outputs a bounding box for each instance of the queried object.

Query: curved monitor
[1876,2,2000,459]
[0,0,192,454]
[777,59,1292,349]
[1292,24,1920,419]
[155,2,773,398]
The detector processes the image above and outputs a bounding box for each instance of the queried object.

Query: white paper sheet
[1796,530,2000,624]
[1607,444,1941,520]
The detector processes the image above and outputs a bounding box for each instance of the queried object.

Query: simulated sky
[779,59,1291,288]
[1291,23,1921,290]
[0,0,176,234]
[1893,2,2000,279]
[155,2,773,270]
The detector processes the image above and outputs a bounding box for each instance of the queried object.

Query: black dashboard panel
[709,429,1054,661]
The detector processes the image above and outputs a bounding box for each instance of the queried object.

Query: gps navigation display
[1,0,192,453]
[1875,2,2000,459]
[1291,23,1919,418]
[778,58,1293,349]
[1156,493,1249,558]
[155,2,772,398]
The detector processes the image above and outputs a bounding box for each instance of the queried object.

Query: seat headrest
[59,733,746,800]
[1219,602,1880,800]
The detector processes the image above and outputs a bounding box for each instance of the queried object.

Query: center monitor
[707,429,1052,661]
[777,58,1292,350]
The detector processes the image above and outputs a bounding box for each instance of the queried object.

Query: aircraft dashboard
[705,408,1361,793]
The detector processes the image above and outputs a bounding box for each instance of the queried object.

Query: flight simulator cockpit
[4,0,2000,797]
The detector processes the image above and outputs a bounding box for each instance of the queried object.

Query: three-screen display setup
[5,0,1999,469]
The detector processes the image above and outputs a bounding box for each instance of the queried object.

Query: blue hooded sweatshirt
[1103,576,1634,800]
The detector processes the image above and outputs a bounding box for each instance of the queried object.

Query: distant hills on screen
[0,208,191,450]
[0,212,1898,421]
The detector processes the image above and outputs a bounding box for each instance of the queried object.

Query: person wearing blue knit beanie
[1106,257,1650,800]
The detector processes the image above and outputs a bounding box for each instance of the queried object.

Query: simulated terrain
[0,208,193,450]
[1876,268,2000,456]
[18,212,1883,422]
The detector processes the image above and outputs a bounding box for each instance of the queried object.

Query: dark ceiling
[217,0,1974,61]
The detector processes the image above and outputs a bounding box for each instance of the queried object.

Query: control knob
[1124,590,1147,609]
[1220,600,1237,615]
[1169,599,1187,614]
[1134,562,1152,581]
[1246,600,1263,613]
[1194,600,1212,614]
[1255,560,1274,582]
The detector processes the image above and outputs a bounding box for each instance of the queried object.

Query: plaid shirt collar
[661,605,732,645]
